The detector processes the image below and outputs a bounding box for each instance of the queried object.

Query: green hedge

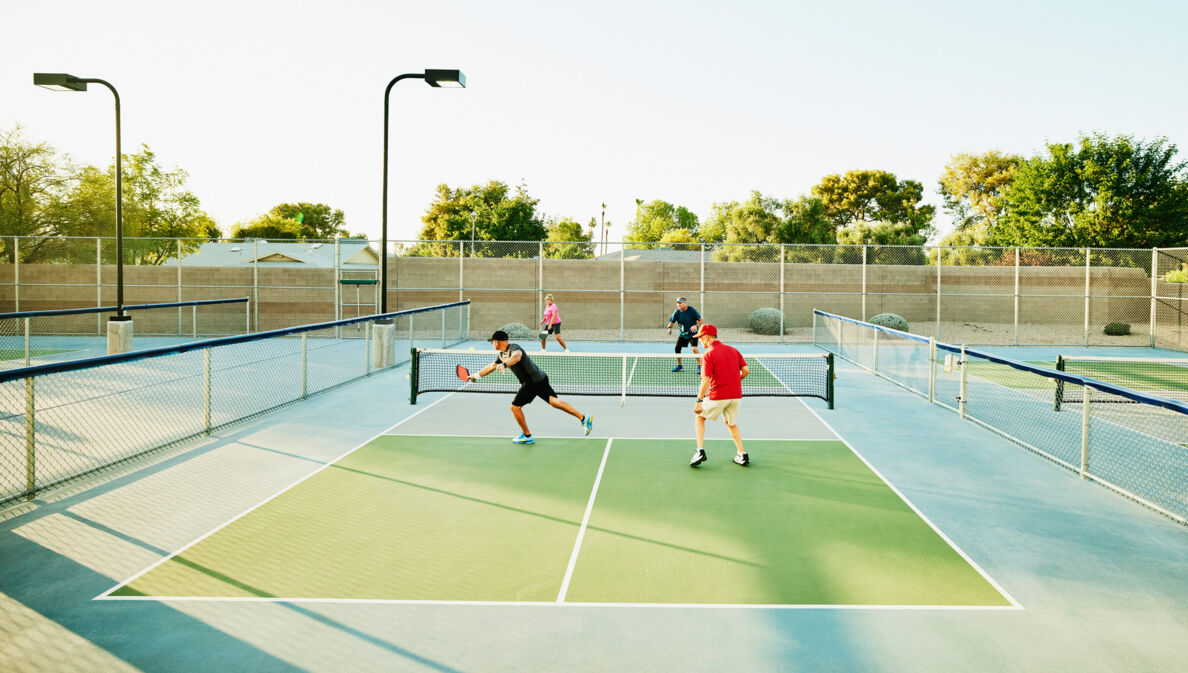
[869,313,909,332]
[748,308,786,335]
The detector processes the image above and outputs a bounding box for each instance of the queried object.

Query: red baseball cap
[694,324,717,337]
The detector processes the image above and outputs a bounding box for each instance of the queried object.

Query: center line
[556,437,612,603]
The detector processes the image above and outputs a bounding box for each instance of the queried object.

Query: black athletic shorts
[513,377,558,407]
[675,334,695,352]
[545,323,561,335]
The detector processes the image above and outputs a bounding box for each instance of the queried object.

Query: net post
[23,317,30,366]
[928,337,936,404]
[826,353,834,410]
[620,355,627,407]
[958,344,967,419]
[441,310,446,348]
[301,332,308,400]
[24,376,35,500]
[410,347,419,405]
[192,304,197,339]
[203,349,211,434]
[1150,247,1158,349]
[1083,248,1090,347]
[872,329,880,373]
[1080,385,1091,479]
[1054,355,1065,412]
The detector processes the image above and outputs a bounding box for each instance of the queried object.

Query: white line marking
[556,438,612,602]
[96,393,459,600]
[626,356,639,386]
[794,397,1023,609]
[94,595,1021,610]
[379,433,835,442]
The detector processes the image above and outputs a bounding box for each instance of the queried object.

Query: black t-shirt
[494,343,547,384]
[669,306,701,336]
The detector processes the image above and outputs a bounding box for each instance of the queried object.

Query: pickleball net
[411,349,834,408]
[1056,355,1188,404]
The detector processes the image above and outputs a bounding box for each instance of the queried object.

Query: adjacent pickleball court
[105,390,1013,608]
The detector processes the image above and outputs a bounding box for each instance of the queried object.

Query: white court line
[381,433,835,442]
[794,397,1023,609]
[95,392,459,600]
[556,438,613,602]
[98,595,1021,610]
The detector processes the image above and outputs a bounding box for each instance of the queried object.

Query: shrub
[1103,322,1131,336]
[1164,263,1188,283]
[869,313,909,332]
[498,322,536,339]
[748,308,786,335]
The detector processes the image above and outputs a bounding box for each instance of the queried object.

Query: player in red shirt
[689,324,750,467]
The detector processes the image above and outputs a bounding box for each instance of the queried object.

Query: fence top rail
[815,309,1188,416]
[0,300,469,384]
[813,309,932,346]
[0,297,250,320]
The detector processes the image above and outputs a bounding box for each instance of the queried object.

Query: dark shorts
[543,323,561,336]
[675,334,695,352]
[512,377,558,407]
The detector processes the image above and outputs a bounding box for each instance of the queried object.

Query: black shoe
[690,448,707,467]
[733,452,750,466]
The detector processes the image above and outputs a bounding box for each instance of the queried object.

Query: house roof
[594,247,703,262]
[164,241,379,268]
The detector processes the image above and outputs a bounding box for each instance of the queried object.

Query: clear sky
[4,0,1186,243]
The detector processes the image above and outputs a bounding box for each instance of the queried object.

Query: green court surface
[1059,359,1187,393]
[0,348,73,361]
[960,359,1054,389]
[110,435,1010,607]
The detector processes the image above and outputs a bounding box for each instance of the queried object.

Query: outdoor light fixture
[424,70,466,88]
[33,73,87,92]
[32,72,127,321]
[380,68,467,314]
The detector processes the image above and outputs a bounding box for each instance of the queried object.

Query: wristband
[697,398,703,402]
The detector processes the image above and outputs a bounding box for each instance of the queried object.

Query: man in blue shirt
[665,296,703,373]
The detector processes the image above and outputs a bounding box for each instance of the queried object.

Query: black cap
[488,330,509,341]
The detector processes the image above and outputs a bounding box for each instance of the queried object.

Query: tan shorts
[699,398,740,425]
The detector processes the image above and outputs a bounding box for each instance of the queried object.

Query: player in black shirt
[468,330,594,444]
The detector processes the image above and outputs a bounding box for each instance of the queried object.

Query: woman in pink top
[539,293,569,351]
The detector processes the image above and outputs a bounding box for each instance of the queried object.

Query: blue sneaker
[696,365,701,375]
[672,365,683,372]
[582,414,594,435]
[513,433,534,444]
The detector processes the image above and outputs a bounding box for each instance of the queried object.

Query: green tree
[412,180,545,257]
[938,151,1021,237]
[41,145,218,264]
[993,133,1188,248]
[543,216,595,258]
[812,169,935,243]
[624,199,699,247]
[230,213,303,240]
[267,202,359,239]
[0,126,76,262]
[705,192,834,261]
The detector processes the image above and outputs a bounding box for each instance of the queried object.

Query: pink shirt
[543,303,561,325]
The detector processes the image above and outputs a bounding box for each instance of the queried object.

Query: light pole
[34,73,126,319]
[381,69,466,314]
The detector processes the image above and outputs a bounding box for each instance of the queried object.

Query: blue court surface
[0,339,1186,672]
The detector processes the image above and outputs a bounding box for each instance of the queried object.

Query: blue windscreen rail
[0,297,249,320]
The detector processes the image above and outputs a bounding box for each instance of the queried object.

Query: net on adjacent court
[1056,355,1188,404]
[412,349,834,407]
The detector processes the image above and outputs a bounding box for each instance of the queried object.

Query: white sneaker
[690,448,706,467]
[733,452,750,466]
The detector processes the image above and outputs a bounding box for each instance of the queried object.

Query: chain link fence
[0,301,469,507]
[0,298,250,370]
[814,309,1188,524]
[0,237,1182,349]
